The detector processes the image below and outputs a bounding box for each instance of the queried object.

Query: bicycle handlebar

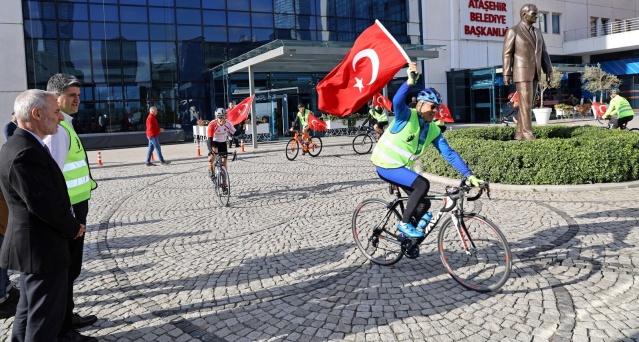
[447,177,491,202]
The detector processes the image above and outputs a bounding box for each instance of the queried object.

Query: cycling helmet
[416,87,442,105]
[611,88,620,95]
[215,108,226,117]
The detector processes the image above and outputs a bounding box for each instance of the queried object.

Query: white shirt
[43,112,73,170]
[208,120,236,142]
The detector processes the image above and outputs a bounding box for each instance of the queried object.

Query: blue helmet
[417,87,442,105]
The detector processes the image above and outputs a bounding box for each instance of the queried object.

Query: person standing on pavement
[145,106,170,166]
[228,101,244,148]
[1,89,86,341]
[44,73,99,341]
[0,189,19,319]
[603,88,634,129]
[3,112,17,139]
[408,96,418,109]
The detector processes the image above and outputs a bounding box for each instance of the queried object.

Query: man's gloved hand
[468,175,483,187]
[602,114,611,119]
[407,69,420,86]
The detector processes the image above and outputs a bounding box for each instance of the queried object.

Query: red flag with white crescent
[227,95,255,126]
[436,104,454,123]
[591,102,607,117]
[316,20,410,117]
[307,113,327,131]
[372,93,392,111]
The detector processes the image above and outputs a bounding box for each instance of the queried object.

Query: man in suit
[0,89,86,341]
[502,4,552,141]
[45,73,99,341]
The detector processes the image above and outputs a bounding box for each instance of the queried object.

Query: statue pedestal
[533,108,552,125]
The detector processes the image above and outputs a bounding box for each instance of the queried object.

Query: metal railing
[564,17,639,42]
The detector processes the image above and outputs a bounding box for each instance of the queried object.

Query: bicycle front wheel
[285,139,299,161]
[438,213,512,292]
[308,136,323,157]
[352,198,404,266]
[215,166,230,207]
[352,133,374,154]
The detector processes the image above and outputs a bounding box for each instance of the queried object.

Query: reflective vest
[297,109,311,127]
[369,108,388,123]
[371,108,441,168]
[606,95,634,119]
[60,121,97,204]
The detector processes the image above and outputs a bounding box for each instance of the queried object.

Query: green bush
[420,125,639,185]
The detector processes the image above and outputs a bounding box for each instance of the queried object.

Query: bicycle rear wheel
[307,136,323,157]
[629,128,639,133]
[438,213,511,292]
[286,139,299,160]
[352,133,374,154]
[352,198,404,266]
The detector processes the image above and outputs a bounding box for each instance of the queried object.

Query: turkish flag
[591,102,607,117]
[436,104,454,123]
[307,113,327,131]
[372,93,392,111]
[316,20,410,117]
[226,95,255,126]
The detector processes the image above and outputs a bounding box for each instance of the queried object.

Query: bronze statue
[502,4,552,141]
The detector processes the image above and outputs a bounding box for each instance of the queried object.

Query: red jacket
[146,114,160,138]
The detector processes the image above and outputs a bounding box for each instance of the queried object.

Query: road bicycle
[285,130,323,161]
[596,115,638,132]
[209,151,234,207]
[352,125,380,155]
[352,177,512,292]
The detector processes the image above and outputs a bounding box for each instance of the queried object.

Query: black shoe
[72,313,98,329]
[59,329,98,342]
[0,297,17,319]
[161,161,171,165]
[145,162,156,167]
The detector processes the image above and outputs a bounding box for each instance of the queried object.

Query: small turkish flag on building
[227,95,255,126]
[307,113,327,131]
[317,20,410,117]
[372,93,392,112]
[436,104,454,123]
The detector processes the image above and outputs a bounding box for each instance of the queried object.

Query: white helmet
[215,108,226,117]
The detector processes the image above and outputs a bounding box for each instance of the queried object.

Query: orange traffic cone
[240,139,245,152]
[197,141,201,156]
[97,151,103,166]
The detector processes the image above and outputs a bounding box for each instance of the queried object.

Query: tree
[581,63,621,102]
[538,66,563,108]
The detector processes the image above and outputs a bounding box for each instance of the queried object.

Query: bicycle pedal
[404,245,420,259]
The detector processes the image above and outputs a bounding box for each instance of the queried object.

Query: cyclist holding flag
[370,62,484,238]
[290,103,314,151]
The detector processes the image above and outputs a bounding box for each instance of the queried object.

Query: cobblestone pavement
[1,134,639,342]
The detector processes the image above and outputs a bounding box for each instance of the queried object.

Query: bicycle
[596,115,638,132]
[352,125,380,155]
[209,151,233,207]
[352,177,512,292]
[285,130,323,161]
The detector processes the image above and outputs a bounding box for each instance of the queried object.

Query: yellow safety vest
[60,121,97,204]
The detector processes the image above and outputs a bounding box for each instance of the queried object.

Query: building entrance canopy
[211,40,441,147]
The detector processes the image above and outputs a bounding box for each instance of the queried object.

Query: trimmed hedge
[420,125,639,185]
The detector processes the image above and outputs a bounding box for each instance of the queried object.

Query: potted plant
[554,103,573,119]
[532,66,563,125]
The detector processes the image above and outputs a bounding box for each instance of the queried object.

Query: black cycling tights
[379,173,431,224]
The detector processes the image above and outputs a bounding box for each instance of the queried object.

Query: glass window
[121,24,149,40]
[24,20,57,39]
[177,0,201,8]
[203,10,227,26]
[204,42,227,67]
[57,3,88,21]
[251,13,272,28]
[88,0,117,3]
[228,27,251,42]
[148,0,174,6]
[202,0,225,10]
[552,14,560,34]
[204,27,227,42]
[122,41,151,82]
[60,40,92,81]
[22,1,57,20]
[538,12,547,33]
[120,6,148,23]
[149,7,175,24]
[89,5,118,22]
[91,40,122,83]
[274,14,295,29]
[176,9,201,25]
[177,42,203,82]
[177,25,203,40]
[228,12,250,26]
[150,24,176,40]
[252,28,273,42]
[91,22,119,39]
[590,17,597,37]
[150,42,177,83]
[298,15,314,31]
[227,0,249,11]
[59,21,90,39]
[251,0,272,12]
[80,87,93,102]
[25,39,60,85]
[120,0,147,5]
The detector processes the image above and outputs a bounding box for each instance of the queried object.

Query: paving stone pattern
[1,137,638,341]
